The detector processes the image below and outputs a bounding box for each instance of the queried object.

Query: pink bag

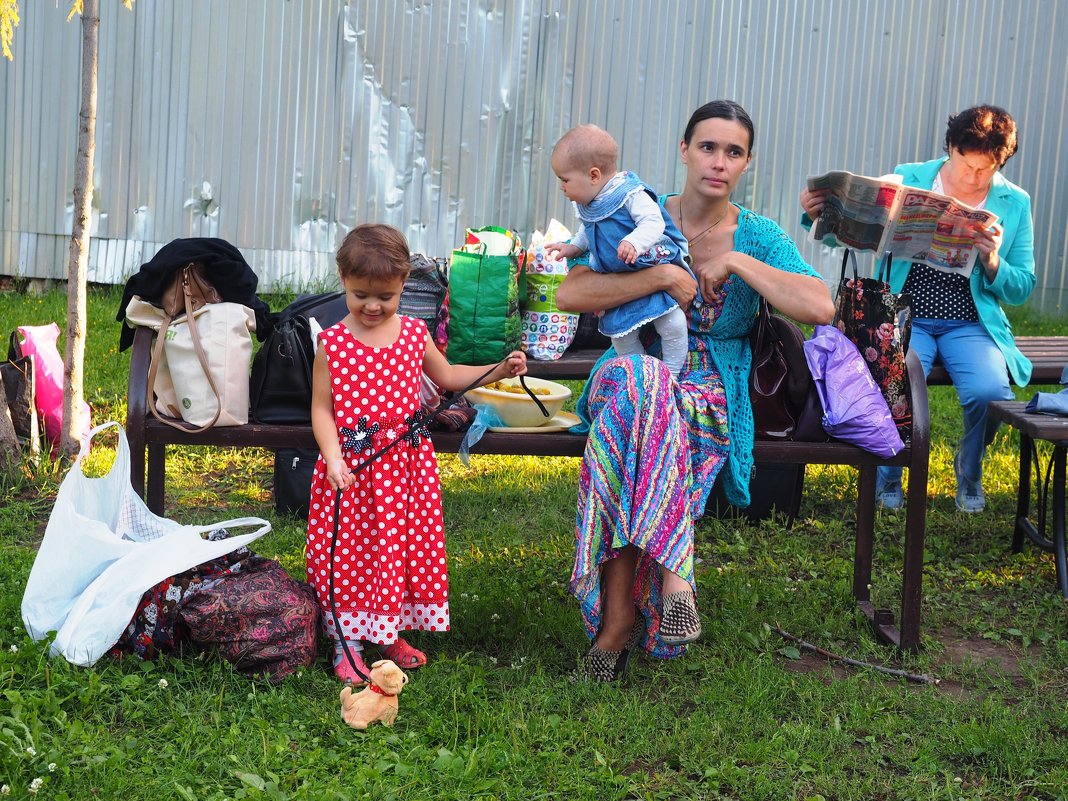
[16,324,91,451]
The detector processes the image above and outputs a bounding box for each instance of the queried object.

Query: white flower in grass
[158,678,169,689]
[490,613,500,622]
[29,778,43,795]
[8,644,16,653]
[1,784,9,795]
[25,746,36,757]
[47,764,56,773]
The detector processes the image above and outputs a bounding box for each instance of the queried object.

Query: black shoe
[580,616,644,683]
[659,590,701,645]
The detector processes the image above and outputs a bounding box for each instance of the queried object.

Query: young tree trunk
[61,0,98,459]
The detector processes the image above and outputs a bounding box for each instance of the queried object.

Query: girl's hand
[325,456,354,491]
[546,242,582,260]
[500,350,527,378]
[617,240,638,264]
[800,187,830,220]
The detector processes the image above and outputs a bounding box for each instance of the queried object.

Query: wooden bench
[988,400,1068,599]
[123,328,1063,651]
[927,336,1067,386]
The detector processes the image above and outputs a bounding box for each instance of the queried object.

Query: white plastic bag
[125,298,256,427]
[21,422,271,666]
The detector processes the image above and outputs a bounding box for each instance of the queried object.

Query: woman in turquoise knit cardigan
[556,101,834,682]
[802,105,1035,514]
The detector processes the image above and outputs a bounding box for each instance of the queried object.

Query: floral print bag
[831,250,913,439]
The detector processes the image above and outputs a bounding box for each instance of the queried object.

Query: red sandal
[381,637,427,669]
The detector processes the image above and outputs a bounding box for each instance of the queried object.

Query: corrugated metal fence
[1,0,1065,309]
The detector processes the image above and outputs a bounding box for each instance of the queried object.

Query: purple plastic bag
[802,325,903,458]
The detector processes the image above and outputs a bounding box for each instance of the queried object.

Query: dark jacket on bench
[116,237,273,352]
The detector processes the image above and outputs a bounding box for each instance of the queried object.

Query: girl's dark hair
[943,105,1019,167]
[336,223,411,282]
[683,100,756,152]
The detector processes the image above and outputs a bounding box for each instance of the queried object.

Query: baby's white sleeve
[571,223,589,253]
[622,191,666,255]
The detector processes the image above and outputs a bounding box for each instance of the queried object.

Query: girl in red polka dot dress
[307,223,527,684]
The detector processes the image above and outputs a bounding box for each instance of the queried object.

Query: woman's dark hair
[943,105,1019,167]
[336,223,411,283]
[683,100,756,153]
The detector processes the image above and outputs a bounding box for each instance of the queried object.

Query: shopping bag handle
[77,420,125,461]
[878,250,893,284]
[839,248,893,285]
[838,248,859,283]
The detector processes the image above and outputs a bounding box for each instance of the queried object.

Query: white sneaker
[953,452,985,513]
[876,482,904,510]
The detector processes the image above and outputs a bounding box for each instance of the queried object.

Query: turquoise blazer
[889,158,1036,386]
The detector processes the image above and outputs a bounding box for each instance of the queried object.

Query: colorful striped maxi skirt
[570,353,729,659]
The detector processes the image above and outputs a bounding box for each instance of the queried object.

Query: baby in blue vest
[546,124,695,376]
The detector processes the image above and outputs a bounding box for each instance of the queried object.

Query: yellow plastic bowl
[465,376,572,428]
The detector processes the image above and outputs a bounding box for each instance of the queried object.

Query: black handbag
[250,292,348,425]
[749,299,812,439]
[2,331,40,454]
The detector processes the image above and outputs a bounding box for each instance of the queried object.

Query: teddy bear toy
[339,658,409,730]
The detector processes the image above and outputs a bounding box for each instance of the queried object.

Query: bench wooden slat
[920,335,1066,386]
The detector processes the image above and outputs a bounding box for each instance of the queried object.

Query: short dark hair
[553,124,619,174]
[943,105,1019,167]
[336,224,411,283]
[683,100,756,153]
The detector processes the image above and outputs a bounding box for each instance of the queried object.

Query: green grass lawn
[1,285,1067,800]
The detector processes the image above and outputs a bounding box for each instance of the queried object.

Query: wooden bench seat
[124,326,1064,651]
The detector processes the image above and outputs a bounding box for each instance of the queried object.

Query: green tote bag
[447,226,526,364]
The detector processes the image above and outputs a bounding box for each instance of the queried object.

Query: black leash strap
[519,374,550,418]
[327,356,548,682]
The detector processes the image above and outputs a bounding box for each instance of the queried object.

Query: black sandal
[659,590,701,645]
[579,616,644,683]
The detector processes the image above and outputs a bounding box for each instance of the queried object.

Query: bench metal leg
[147,443,166,516]
[852,466,875,604]
[853,462,928,652]
[126,414,146,499]
[1052,446,1067,599]
[1012,434,1034,553]
[899,460,929,651]
[853,466,903,646]
[1010,437,1068,599]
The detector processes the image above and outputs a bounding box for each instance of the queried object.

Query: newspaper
[807,170,999,274]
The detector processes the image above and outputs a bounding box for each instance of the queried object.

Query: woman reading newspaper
[801,105,1035,513]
